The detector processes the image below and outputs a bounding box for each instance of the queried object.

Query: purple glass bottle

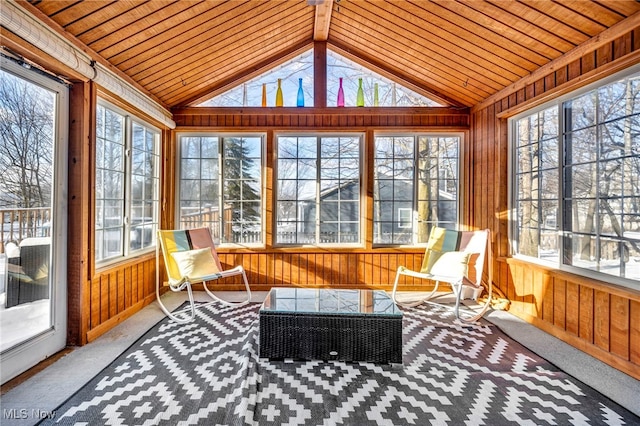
[337,77,345,107]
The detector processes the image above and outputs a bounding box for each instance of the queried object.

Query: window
[514,106,560,262]
[198,48,441,108]
[327,50,442,107]
[398,208,412,228]
[199,50,314,107]
[276,135,361,245]
[178,135,262,244]
[512,70,640,286]
[95,101,159,262]
[373,135,460,245]
[1,56,69,361]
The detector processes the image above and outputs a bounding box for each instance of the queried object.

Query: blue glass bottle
[297,78,304,107]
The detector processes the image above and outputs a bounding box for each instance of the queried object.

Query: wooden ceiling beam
[314,41,327,107]
[313,0,333,41]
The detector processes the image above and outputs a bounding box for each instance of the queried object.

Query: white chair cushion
[425,250,470,277]
[171,248,220,278]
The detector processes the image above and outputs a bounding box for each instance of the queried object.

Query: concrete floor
[1,291,639,425]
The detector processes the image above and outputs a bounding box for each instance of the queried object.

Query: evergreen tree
[223,138,261,240]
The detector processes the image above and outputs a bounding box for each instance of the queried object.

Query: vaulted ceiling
[22,0,640,109]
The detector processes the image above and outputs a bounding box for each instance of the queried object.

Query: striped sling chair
[156,227,251,323]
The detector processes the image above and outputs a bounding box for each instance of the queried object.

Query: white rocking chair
[392,226,492,322]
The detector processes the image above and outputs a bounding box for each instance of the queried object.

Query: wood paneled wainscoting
[496,258,640,380]
[209,249,430,291]
[173,248,450,292]
[86,248,442,342]
[87,255,157,342]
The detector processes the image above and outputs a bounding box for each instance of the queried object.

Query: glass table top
[260,288,402,317]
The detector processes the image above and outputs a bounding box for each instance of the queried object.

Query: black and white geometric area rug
[42,302,639,426]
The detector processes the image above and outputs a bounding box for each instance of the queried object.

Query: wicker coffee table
[259,288,403,363]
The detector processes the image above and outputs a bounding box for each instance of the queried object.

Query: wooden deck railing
[0,208,51,253]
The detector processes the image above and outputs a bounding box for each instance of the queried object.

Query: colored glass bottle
[356,78,364,107]
[296,78,304,107]
[275,78,283,107]
[261,83,267,107]
[373,83,379,106]
[337,77,345,107]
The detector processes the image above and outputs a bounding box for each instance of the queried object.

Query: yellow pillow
[426,250,470,277]
[171,248,220,278]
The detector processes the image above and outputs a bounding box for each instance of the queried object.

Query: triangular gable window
[199,48,442,107]
[199,50,314,107]
[327,50,443,107]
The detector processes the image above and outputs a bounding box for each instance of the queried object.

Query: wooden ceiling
[23,0,640,109]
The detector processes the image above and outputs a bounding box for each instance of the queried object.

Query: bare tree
[516,115,542,258]
[0,70,54,208]
[276,137,316,227]
[200,49,438,107]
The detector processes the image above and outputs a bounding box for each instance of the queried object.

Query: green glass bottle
[373,83,379,106]
[356,78,364,107]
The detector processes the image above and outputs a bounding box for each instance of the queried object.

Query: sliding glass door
[0,57,68,384]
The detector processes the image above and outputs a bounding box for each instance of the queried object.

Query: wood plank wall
[469,28,640,379]
[86,255,157,342]
[75,38,640,381]
[171,107,472,293]
[195,251,432,292]
[82,107,469,342]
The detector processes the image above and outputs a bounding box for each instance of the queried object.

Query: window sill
[502,256,640,299]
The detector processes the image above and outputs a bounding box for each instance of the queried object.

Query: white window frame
[95,99,160,264]
[175,133,265,247]
[274,133,364,247]
[509,65,640,289]
[372,133,462,246]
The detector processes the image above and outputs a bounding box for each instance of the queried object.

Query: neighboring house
[297,179,456,241]
[299,180,360,237]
